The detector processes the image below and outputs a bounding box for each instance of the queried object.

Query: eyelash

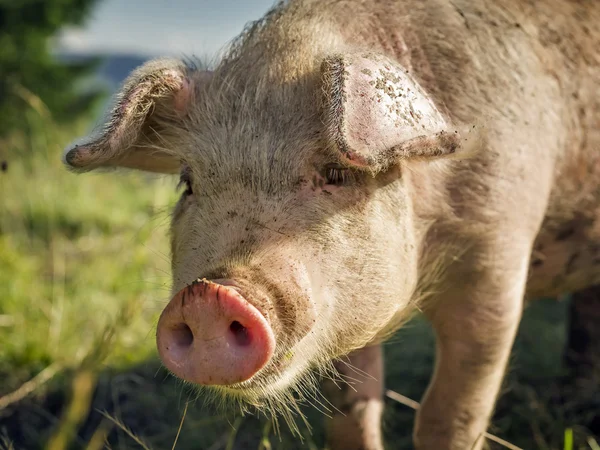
[325,164,353,185]
[177,165,193,196]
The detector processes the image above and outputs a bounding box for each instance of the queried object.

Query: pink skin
[156,279,276,385]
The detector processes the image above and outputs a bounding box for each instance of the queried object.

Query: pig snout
[156,279,276,385]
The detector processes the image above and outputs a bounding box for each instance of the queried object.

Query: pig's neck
[403,158,467,309]
[405,160,455,228]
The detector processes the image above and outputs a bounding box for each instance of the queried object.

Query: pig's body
[64,0,600,449]
[321,2,600,447]
[334,0,600,301]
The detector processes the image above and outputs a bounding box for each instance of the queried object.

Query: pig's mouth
[156,275,314,397]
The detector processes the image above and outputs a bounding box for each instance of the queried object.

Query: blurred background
[0,1,597,449]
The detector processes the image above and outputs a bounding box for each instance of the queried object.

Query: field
[1,105,598,450]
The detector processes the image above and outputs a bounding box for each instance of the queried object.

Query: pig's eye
[325,163,353,186]
[177,165,193,196]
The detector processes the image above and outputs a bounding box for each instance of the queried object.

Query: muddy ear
[322,53,469,172]
[64,59,203,173]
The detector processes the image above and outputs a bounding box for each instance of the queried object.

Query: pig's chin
[208,347,320,408]
[216,361,301,396]
[204,319,331,409]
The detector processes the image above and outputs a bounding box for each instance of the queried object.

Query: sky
[57,0,277,58]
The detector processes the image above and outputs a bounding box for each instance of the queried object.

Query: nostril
[229,321,251,346]
[171,323,194,348]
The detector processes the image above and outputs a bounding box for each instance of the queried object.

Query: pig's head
[64,51,469,413]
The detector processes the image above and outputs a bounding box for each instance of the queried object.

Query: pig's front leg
[323,344,385,450]
[414,245,530,450]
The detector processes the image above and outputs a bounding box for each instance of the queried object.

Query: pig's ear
[64,59,203,174]
[321,53,471,172]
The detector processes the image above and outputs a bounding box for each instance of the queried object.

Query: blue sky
[57,0,276,57]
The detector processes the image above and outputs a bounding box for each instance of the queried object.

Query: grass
[0,103,599,449]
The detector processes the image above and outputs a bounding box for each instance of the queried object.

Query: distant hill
[57,52,152,92]
[56,52,153,124]
[97,54,150,89]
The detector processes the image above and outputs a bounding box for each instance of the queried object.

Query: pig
[63,0,600,448]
